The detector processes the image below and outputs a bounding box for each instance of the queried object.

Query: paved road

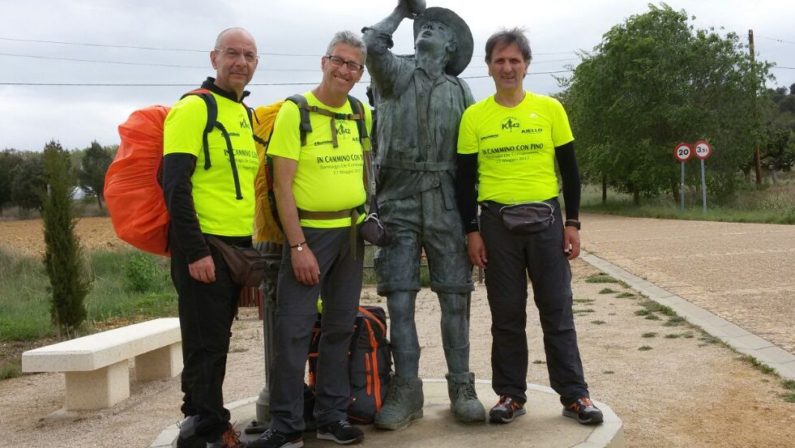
[581,213,795,354]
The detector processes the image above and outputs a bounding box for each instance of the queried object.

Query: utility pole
[749,29,763,186]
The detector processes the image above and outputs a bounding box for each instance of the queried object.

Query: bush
[124,252,161,293]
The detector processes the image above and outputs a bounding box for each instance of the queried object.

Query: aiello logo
[501,117,520,131]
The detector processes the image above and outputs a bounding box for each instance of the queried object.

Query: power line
[0,51,321,71]
[760,36,795,45]
[0,70,573,87]
[0,36,319,57]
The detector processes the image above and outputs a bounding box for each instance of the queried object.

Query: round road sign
[674,142,693,162]
[694,140,713,160]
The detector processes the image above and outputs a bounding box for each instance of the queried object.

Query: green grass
[591,320,607,325]
[616,292,636,299]
[0,361,22,380]
[664,333,682,339]
[642,332,657,338]
[574,298,595,304]
[598,288,617,294]
[573,308,595,315]
[638,345,653,351]
[585,273,619,284]
[739,355,775,375]
[663,316,687,327]
[0,248,177,341]
[580,181,795,225]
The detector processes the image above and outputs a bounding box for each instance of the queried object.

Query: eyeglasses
[216,47,258,63]
[325,55,364,72]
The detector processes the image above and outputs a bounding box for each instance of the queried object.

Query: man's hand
[466,232,488,268]
[563,226,581,260]
[291,246,321,286]
[188,255,216,283]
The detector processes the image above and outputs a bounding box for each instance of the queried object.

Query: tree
[10,151,46,212]
[0,149,23,215]
[41,140,91,336]
[760,84,795,177]
[77,141,114,210]
[563,3,771,203]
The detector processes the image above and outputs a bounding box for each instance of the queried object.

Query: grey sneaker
[374,375,424,430]
[489,395,526,424]
[562,397,604,425]
[446,372,486,423]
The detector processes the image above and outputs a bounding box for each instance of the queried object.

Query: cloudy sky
[1,0,793,151]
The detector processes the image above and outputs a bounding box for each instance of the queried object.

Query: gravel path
[1,216,794,447]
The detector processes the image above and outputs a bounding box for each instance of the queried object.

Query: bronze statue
[362,0,485,429]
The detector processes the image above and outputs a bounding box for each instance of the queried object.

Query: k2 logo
[336,123,352,136]
[239,119,250,129]
[501,117,521,131]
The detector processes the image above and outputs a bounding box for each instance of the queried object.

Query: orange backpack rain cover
[105,105,172,256]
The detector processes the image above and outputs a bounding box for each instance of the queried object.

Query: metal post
[700,159,707,213]
[680,162,686,212]
[250,242,282,431]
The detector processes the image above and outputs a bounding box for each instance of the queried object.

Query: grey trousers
[480,200,588,405]
[269,227,363,433]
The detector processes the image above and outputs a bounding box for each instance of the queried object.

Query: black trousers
[170,234,245,439]
[480,200,588,405]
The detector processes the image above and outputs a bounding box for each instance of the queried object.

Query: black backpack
[307,305,392,424]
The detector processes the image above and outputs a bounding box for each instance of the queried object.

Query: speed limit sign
[694,140,713,160]
[674,142,693,162]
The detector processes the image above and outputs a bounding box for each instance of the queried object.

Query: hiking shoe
[489,395,526,424]
[374,375,424,430]
[316,420,364,445]
[248,429,303,448]
[562,397,604,425]
[176,415,205,448]
[206,423,246,448]
[446,372,486,423]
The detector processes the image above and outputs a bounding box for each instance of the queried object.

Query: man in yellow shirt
[250,31,371,448]
[456,28,603,426]
[163,28,258,448]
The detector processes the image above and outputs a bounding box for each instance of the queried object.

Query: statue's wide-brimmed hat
[413,7,473,76]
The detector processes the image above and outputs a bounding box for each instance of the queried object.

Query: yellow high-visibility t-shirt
[457,92,574,204]
[163,93,258,236]
[267,92,371,228]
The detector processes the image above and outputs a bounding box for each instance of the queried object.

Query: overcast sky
[1,0,793,151]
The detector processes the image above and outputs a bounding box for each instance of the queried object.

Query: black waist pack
[498,201,555,235]
[206,236,267,287]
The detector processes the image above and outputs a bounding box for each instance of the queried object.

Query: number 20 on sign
[674,142,693,162]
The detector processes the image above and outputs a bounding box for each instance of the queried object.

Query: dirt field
[1,217,794,447]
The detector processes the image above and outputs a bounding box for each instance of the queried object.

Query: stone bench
[21,318,182,410]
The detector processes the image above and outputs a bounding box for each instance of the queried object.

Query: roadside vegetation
[0,247,175,343]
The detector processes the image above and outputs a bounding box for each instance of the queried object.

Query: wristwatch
[565,219,581,230]
[290,241,306,252]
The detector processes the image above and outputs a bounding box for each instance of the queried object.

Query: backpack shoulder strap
[181,88,218,170]
[347,95,370,152]
[286,94,311,146]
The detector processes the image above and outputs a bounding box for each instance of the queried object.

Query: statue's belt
[378,159,455,172]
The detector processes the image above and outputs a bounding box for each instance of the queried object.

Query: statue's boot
[374,375,424,430]
[446,372,486,423]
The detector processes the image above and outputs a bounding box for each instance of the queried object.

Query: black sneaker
[248,429,303,448]
[562,397,604,425]
[316,420,364,445]
[177,415,205,448]
[489,395,526,424]
[206,423,246,448]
